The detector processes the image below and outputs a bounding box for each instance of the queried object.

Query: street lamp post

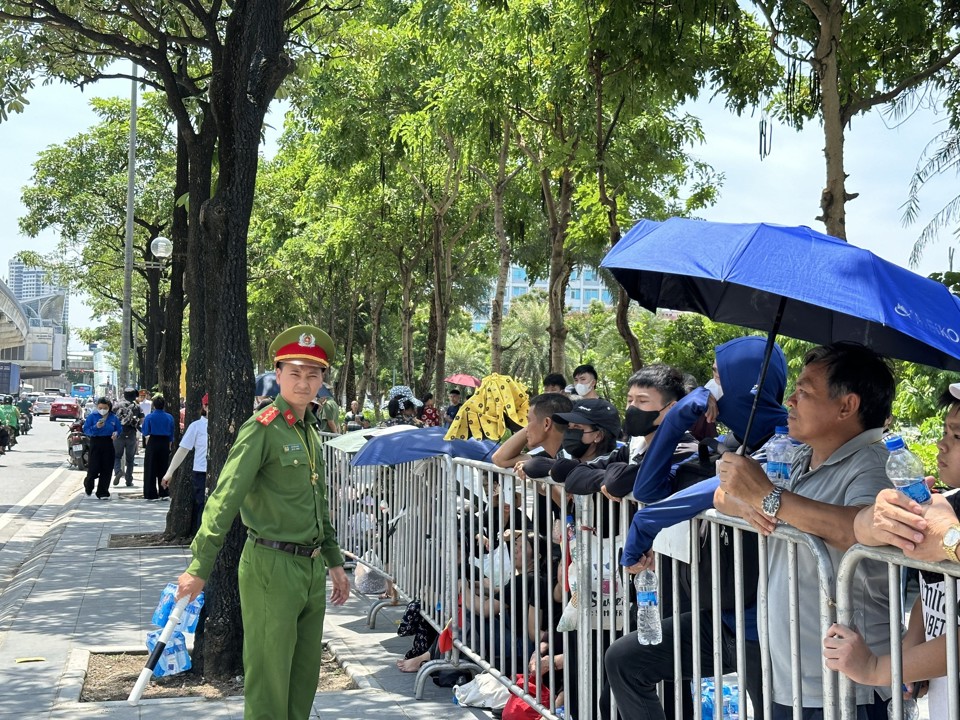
[120,63,138,389]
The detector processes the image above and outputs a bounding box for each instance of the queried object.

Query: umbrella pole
[738,296,788,456]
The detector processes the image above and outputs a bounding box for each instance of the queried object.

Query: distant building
[7,259,69,329]
[472,264,615,330]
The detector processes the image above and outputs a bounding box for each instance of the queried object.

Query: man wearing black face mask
[547,365,694,499]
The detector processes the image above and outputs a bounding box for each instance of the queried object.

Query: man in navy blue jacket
[141,396,176,500]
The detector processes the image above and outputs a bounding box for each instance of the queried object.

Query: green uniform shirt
[186,395,344,580]
[319,398,339,432]
[0,406,18,425]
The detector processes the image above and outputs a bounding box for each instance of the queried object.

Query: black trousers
[143,436,171,499]
[84,437,115,498]
[604,610,764,720]
[191,471,207,533]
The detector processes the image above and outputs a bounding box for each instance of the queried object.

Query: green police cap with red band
[270,325,334,368]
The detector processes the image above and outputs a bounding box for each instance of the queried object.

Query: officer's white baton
[127,596,189,705]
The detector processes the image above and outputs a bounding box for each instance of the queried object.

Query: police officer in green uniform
[175,325,349,720]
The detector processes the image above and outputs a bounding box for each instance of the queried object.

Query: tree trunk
[143,267,162,391]
[162,128,192,543]
[195,0,293,678]
[341,289,357,405]
[399,257,417,388]
[359,289,387,419]
[543,167,573,373]
[165,119,215,545]
[808,0,849,240]
[488,121,514,376]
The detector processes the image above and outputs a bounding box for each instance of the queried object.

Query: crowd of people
[376,342,960,720]
[54,327,960,720]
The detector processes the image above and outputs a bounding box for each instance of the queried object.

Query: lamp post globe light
[150,236,173,259]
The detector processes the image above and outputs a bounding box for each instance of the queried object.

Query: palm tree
[903,126,960,266]
[501,291,551,392]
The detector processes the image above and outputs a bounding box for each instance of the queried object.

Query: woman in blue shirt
[83,397,122,499]
[141,396,176,500]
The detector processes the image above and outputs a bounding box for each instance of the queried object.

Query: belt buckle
[310,548,321,559]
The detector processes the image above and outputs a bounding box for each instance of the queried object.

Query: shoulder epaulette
[256,406,280,426]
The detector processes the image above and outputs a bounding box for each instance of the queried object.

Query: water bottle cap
[884,435,905,451]
[775,426,789,435]
[566,514,573,523]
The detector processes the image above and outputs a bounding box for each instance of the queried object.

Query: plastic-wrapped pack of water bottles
[145,629,192,677]
[701,678,739,720]
[147,583,205,677]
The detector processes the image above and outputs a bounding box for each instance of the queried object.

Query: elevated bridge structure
[0,280,64,378]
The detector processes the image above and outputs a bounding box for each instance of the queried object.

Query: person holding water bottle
[174,325,349,720]
[825,382,960,719]
[718,342,896,719]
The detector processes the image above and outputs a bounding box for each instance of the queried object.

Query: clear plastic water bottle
[151,583,178,627]
[146,630,191,677]
[635,570,662,645]
[764,426,794,488]
[884,436,931,505]
[887,693,920,720]
[179,592,205,633]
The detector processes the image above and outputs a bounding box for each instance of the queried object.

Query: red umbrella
[443,373,481,388]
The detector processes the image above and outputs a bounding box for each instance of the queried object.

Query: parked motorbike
[67,421,89,471]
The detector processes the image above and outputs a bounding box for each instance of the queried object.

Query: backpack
[672,440,760,612]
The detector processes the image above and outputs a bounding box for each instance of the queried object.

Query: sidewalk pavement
[0,461,488,719]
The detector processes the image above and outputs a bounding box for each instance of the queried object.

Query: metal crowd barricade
[321,434,400,626]
[689,511,837,720]
[836,544,960,720]
[321,446,915,720]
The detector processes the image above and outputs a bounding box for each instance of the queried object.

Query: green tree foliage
[756,0,960,238]
[18,95,176,388]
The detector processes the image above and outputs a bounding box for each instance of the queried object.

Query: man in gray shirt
[717,342,895,719]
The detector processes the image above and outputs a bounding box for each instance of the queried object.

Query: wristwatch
[761,486,784,518]
[943,524,960,563]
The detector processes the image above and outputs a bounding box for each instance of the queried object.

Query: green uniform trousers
[239,538,328,720]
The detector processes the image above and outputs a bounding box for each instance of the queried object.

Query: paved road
[0,414,83,585]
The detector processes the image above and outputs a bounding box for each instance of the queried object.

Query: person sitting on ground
[542,373,566,394]
[571,364,600,399]
[824,382,960,717]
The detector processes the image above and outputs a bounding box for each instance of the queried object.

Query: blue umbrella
[602,217,960,446]
[351,426,498,467]
[602,217,960,371]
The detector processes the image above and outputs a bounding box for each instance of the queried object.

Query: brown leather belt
[254,538,321,558]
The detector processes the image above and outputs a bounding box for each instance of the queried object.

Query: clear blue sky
[0,77,955,346]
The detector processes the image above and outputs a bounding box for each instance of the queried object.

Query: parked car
[50,397,81,422]
[32,395,57,415]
